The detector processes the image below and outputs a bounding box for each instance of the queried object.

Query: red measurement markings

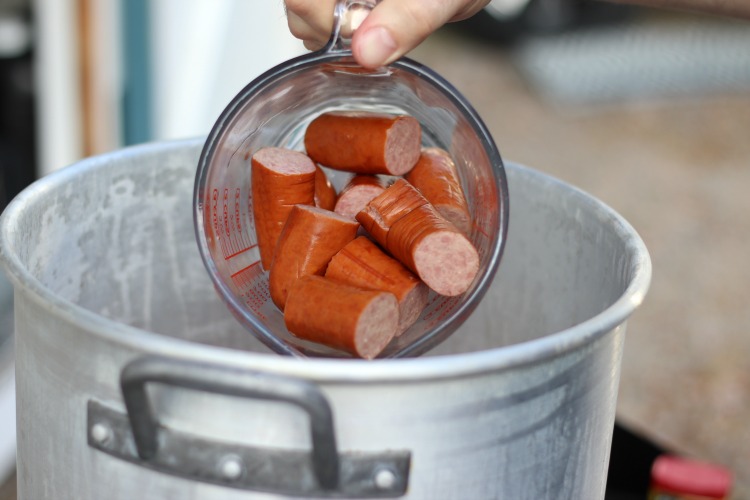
[423,295,461,324]
[224,244,256,259]
[224,188,255,259]
[231,261,261,280]
[247,189,256,235]
[469,182,496,257]
[210,186,256,260]
[223,189,231,237]
[211,189,230,258]
[230,261,269,321]
[234,188,242,236]
[471,219,490,240]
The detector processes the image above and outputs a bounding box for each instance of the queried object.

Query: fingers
[285,0,337,50]
[450,0,493,22]
[352,0,491,68]
[285,0,491,68]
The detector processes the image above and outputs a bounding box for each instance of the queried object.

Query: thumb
[351,0,489,68]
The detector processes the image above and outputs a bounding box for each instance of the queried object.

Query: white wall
[34,0,83,175]
[34,1,304,174]
[149,0,305,141]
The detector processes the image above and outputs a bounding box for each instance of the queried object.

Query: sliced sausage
[405,147,471,235]
[333,175,387,219]
[284,276,399,359]
[314,165,337,211]
[354,179,424,245]
[304,111,422,176]
[326,236,429,335]
[356,179,479,297]
[251,147,316,269]
[269,205,359,310]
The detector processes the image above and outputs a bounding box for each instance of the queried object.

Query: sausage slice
[304,111,421,176]
[284,276,399,359]
[269,205,359,310]
[314,165,338,211]
[326,236,429,335]
[333,175,387,219]
[251,147,316,269]
[357,179,479,297]
[406,147,471,235]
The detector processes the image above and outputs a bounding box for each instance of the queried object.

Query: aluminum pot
[0,138,650,499]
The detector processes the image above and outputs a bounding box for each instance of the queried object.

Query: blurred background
[1,0,749,498]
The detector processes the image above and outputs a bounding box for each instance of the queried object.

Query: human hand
[285,0,491,68]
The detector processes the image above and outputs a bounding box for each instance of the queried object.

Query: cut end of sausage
[412,231,479,296]
[355,293,399,359]
[384,116,421,176]
[335,184,387,219]
[252,147,316,175]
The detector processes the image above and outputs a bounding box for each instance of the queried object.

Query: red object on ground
[649,454,732,499]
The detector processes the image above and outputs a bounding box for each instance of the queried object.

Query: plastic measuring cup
[194,0,509,359]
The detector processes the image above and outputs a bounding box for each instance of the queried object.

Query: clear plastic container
[193,0,509,358]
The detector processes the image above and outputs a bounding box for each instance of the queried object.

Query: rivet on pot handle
[86,355,411,497]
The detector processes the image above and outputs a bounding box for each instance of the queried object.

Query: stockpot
[0,139,650,499]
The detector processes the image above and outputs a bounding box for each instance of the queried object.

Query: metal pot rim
[0,138,652,383]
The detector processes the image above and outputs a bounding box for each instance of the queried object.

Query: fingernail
[356,26,397,68]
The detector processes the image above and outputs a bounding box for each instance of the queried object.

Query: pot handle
[121,355,339,488]
[86,355,410,497]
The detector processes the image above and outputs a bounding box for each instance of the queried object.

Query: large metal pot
[0,139,650,499]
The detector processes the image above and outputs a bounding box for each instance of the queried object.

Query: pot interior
[0,139,648,359]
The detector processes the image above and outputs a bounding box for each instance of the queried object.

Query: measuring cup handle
[328,0,381,52]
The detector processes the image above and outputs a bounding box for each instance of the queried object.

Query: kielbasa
[304,111,421,176]
[326,236,429,334]
[284,276,399,359]
[251,147,316,269]
[314,165,337,211]
[269,205,359,310]
[334,175,388,219]
[356,179,479,297]
[406,147,471,235]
